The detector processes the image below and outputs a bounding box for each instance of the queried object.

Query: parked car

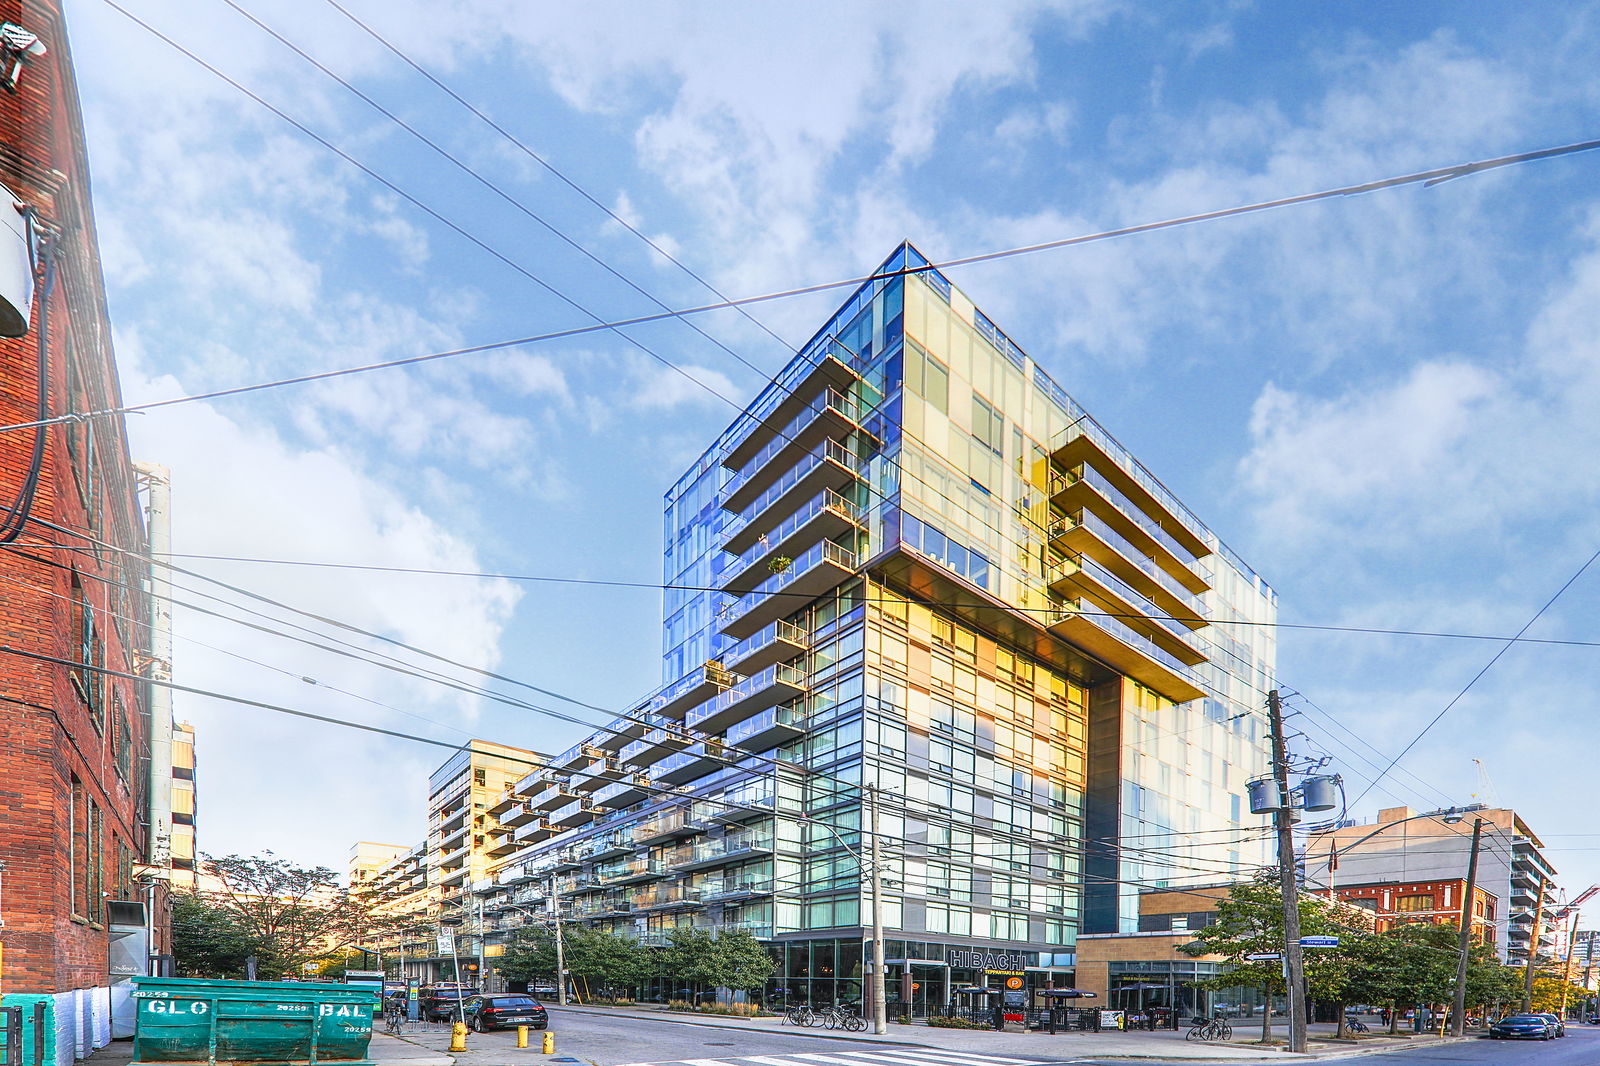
[1487,1014,1556,1040]
[419,984,479,1022]
[1533,1013,1566,1037]
[463,994,548,1033]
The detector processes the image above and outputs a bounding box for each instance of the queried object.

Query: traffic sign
[1300,936,1339,948]
[1244,952,1282,961]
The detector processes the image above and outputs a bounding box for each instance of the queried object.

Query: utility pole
[867,785,887,1035]
[1522,875,1546,1012]
[1266,690,1307,1053]
[476,895,486,992]
[1561,920,1579,1019]
[1450,817,1484,1037]
[548,873,567,1006]
[135,464,175,916]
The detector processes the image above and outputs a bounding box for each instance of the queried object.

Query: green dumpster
[132,976,378,1065]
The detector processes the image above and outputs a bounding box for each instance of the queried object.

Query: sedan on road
[1488,1014,1557,1039]
[1534,1013,1567,1037]
[463,993,548,1033]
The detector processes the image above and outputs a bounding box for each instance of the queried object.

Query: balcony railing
[718,540,857,639]
[1048,553,1205,647]
[1044,596,1207,702]
[1051,463,1200,566]
[718,488,862,592]
[722,437,858,539]
[686,663,807,734]
[725,705,807,753]
[721,388,865,498]
[1049,509,1209,600]
[723,619,809,676]
[1050,419,1212,551]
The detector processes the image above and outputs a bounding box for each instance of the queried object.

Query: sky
[57,0,1600,912]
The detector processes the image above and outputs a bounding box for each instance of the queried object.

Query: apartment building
[169,722,198,891]
[1303,805,1558,965]
[478,243,1276,1009]
[1329,878,1497,945]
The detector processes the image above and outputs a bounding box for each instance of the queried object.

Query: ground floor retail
[766,936,1078,1012]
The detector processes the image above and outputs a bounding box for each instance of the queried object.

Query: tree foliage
[171,892,262,978]
[197,852,369,979]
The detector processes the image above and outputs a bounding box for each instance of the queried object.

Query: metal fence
[0,1004,48,1066]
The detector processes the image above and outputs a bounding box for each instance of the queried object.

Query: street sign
[1300,936,1339,948]
[435,933,455,955]
[1244,952,1282,961]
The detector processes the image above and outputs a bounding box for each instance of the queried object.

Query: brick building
[0,0,166,1053]
[1332,879,1497,945]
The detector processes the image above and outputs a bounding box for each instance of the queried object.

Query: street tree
[1181,875,1363,1044]
[713,928,777,1003]
[200,852,365,978]
[661,926,721,998]
[564,928,652,1000]
[495,926,561,985]
[171,892,263,978]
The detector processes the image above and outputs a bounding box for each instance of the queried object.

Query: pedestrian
[993,1004,1005,1031]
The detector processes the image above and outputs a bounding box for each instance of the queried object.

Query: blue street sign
[1300,935,1339,948]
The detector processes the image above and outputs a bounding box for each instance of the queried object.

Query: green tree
[496,926,560,985]
[564,928,652,1000]
[661,926,720,995]
[712,928,777,1001]
[1181,875,1363,1044]
[200,852,365,978]
[170,892,262,978]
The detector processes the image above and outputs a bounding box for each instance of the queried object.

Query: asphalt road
[1057,1024,1600,1066]
[431,1009,971,1066]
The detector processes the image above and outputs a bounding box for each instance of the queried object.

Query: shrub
[928,1016,991,1029]
[662,1000,768,1017]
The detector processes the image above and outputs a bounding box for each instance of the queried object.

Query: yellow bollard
[542,1030,555,1054]
[516,1026,528,1049]
[449,1022,469,1053]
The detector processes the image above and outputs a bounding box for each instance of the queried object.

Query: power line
[1344,544,1600,811]
[110,547,1600,652]
[6,136,1597,436]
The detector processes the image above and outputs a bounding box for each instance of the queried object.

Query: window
[69,776,83,917]
[70,573,103,730]
[971,395,1004,455]
[1396,894,1435,912]
[906,343,949,414]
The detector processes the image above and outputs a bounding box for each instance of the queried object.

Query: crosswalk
[614,1050,1053,1066]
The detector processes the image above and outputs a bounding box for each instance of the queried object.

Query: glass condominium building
[481,243,1275,1009]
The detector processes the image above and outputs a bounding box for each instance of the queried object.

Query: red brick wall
[0,0,163,994]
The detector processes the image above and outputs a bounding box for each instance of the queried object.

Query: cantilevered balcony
[587,712,650,752]
[686,664,808,734]
[1049,508,1210,603]
[574,831,635,863]
[529,782,579,812]
[1047,553,1208,666]
[632,885,704,912]
[677,833,775,872]
[725,705,807,753]
[512,818,557,844]
[592,774,652,810]
[1045,596,1207,703]
[1049,421,1212,558]
[656,740,733,785]
[705,785,777,824]
[607,856,669,885]
[718,489,863,592]
[550,798,599,829]
[699,878,774,903]
[1050,461,1209,574]
[718,540,858,640]
[488,788,523,819]
[724,620,809,676]
[722,437,859,536]
[649,661,736,722]
[618,726,692,769]
[720,353,861,471]
[719,390,874,511]
[633,810,702,845]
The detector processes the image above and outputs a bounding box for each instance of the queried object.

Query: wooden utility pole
[1522,875,1546,1012]
[1267,690,1306,1053]
[1450,818,1484,1037]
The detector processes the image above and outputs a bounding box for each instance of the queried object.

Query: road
[399,1008,1600,1066]
[427,1009,1029,1066]
[1056,1025,1600,1065]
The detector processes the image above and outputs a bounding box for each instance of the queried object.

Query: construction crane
[1552,884,1600,924]
[1471,759,1500,807]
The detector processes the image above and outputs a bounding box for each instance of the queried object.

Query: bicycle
[383,1004,406,1036]
[785,1005,816,1027]
[1185,1018,1231,1042]
[1344,1018,1370,1033]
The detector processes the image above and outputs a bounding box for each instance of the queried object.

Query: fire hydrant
[449,1022,468,1053]
[542,1030,555,1054]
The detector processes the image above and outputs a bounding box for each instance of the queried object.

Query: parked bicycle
[1344,1018,1370,1033]
[383,1004,406,1036]
[1185,1017,1232,1042]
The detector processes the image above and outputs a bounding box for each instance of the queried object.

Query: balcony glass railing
[1051,464,1199,565]
[723,389,863,491]
[1045,597,1206,688]
[1049,510,1207,605]
[719,490,860,585]
[723,438,857,531]
[1051,419,1211,548]
[719,541,857,630]
[1049,554,1201,642]
[725,705,807,748]
[723,620,808,667]
[688,834,775,865]
[686,663,808,731]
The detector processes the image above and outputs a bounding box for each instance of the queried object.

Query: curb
[546,1005,939,1048]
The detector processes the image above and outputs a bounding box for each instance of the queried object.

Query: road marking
[613,1054,1051,1066]
[832,1053,1041,1066]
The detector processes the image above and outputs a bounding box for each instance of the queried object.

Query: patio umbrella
[955,986,1001,995]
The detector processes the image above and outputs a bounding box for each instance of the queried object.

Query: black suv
[464,994,549,1033]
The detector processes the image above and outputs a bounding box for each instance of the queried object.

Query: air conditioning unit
[0,186,33,337]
